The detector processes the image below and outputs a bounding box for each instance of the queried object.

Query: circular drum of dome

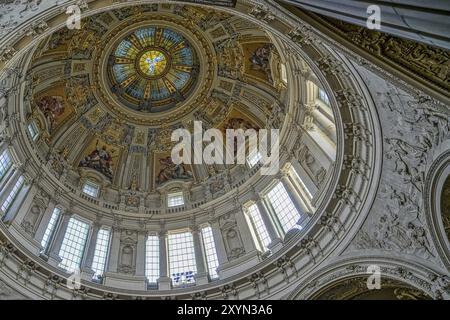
[107,26,200,113]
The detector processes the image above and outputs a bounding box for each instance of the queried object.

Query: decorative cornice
[281,4,450,105]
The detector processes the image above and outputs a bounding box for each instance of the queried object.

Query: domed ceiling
[108,26,199,112]
[2,0,448,302]
[27,4,287,195]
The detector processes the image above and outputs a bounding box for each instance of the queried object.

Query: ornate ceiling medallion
[138,49,169,77]
[108,26,199,113]
[93,14,215,126]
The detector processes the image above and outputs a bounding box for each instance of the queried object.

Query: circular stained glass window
[138,50,168,77]
[108,26,199,113]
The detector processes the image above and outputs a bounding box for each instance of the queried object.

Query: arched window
[201,226,219,279]
[0,150,12,181]
[145,235,160,283]
[27,121,39,141]
[58,218,89,273]
[281,63,288,84]
[168,231,197,286]
[41,207,62,252]
[1,175,25,213]
[265,182,301,234]
[318,88,330,105]
[82,181,100,198]
[91,228,111,279]
[168,191,184,207]
[245,203,271,252]
[247,150,262,168]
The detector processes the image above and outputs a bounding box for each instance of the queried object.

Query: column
[47,211,71,267]
[135,231,147,277]
[106,227,121,273]
[313,107,336,143]
[289,160,315,207]
[210,219,228,266]
[192,227,208,285]
[255,198,283,252]
[157,230,171,290]
[81,223,100,280]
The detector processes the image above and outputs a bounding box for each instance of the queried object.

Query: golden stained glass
[108,26,199,112]
[139,50,168,77]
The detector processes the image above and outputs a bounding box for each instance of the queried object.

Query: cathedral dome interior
[107,25,200,113]
[0,0,449,301]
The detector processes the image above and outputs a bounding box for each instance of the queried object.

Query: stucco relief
[219,211,245,260]
[118,230,138,275]
[312,277,431,300]
[299,146,327,187]
[350,63,450,265]
[21,205,41,236]
[21,189,49,236]
[318,16,450,97]
[0,0,49,39]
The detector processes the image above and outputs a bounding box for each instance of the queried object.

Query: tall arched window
[265,182,301,234]
[41,207,62,252]
[201,226,220,280]
[58,218,89,273]
[303,81,337,161]
[1,175,25,214]
[168,231,197,286]
[0,150,12,181]
[145,235,160,284]
[27,121,39,141]
[91,228,111,279]
[245,203,271,252]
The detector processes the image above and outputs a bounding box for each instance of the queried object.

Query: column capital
[276,170,288,181]
[47,198,57,207]
[191,225,201,234]
[247,191,261,204]
[137,229,148,237]
[92,221,102,230]
[111,226,122,233]
[11,162,24,173]
[158,229,168,238]
[61,208,73,218]
[209,215,221,227]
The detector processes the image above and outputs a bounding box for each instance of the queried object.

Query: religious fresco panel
[153,152,194,188]
[33,84,75,135]
[242,42,276,85]
[78,138,122,182]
